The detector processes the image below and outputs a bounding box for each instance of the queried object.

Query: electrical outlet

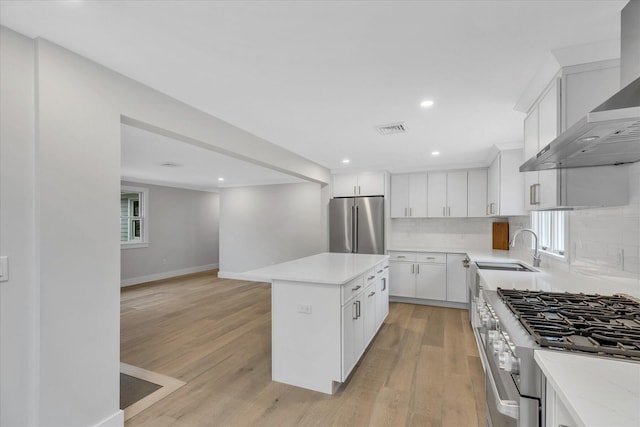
[0,256,8,282]
[297,304,312,314]
[616,248,624,269]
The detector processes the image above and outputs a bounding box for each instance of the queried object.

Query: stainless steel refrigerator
[329,196,384,255]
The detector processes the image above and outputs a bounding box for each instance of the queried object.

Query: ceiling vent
[375,122,407,135]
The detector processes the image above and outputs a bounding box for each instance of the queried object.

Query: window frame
[530,210,567,260]
[121,185,149,249]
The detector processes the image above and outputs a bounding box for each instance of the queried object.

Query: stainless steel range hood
[520,0,640,172]
[520,76,640,171]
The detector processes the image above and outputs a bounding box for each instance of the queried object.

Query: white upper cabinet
[427,171,467,217]
[333,172,385,198]
[467,169,488,217]
[488,149,524,216]
[522,60,627,210]
[390,173,427,218]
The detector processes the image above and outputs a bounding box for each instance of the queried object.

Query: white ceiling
[0,0,628,184]
[121,124,304,192]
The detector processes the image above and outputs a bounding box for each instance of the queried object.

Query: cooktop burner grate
[497,288,640,360]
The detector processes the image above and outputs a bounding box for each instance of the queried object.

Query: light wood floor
[121,270,485,427]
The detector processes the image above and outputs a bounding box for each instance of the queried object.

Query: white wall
[389,217,507,250]
[0,26,330,427]
[120,181,219,286]
[219,182,323,275]
[0,27,38,427]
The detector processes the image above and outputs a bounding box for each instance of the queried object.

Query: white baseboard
[121,263,219,287]
[94,410,124,427]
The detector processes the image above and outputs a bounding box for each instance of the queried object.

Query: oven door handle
[478,339,519,420]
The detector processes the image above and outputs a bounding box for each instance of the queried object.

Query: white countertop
[243,252,389,285]
[535,350,640,427]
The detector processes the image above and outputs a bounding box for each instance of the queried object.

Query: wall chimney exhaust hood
[520,75,640,172]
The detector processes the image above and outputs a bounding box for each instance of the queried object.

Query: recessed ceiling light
[161,162,182,167]
[578,136,599,143]
[342,159,350,164]
[420,100,435,108]
[218,177,225,182]
[431,151,440,156]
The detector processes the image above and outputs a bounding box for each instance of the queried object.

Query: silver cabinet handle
[529,184,534,206]
[447,206,451,216]
[533,183,540,205]
[377,270,383,274]
[358,185,361,195]
[411,264,415,274]
[352,301,358,319]
[368,291,375,297]
[486,204,490,216]
[416,264,420,274]
[353,185,357,195]
[490,202,495,214]
[356,300,361,318]
[384,265,389,269]
[409,207,412,216]
[382,278,386,291]
[352,285,361,292]
[425,257,435,260]
[404,207,407,216]
[368,275,375,280]
[442,206,446,216]
[397,255,406,259]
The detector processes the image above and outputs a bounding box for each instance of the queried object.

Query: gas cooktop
[497,288,640,361]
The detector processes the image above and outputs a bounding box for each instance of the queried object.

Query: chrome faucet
[510,228,541,267]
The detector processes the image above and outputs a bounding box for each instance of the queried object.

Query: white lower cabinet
[446,253,469,303]
[389,251,469,306]
[415,262,447,300]
[341,293,364,380]
[545,377,578,427]
[341,261,389,381]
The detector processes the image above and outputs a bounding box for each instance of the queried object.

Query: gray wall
[121,181,219,285]
[0,27,38,427]
[219,182,323,275]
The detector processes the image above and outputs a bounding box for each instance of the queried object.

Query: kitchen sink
[475,261,537,272]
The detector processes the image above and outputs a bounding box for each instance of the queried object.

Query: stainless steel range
[473,284,640,427]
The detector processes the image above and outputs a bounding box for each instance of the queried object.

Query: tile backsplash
[390,217,507,249]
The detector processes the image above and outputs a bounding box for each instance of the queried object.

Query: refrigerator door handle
[351,205,356,253]
[355,205,359,253]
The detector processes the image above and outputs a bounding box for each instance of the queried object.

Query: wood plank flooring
[121,271,485,427]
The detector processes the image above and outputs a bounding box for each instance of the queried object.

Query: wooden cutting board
[492,222,509,250]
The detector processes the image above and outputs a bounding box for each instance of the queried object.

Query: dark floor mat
[120,373,162,409]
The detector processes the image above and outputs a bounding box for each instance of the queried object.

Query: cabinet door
[376,273,389,329]
[537,80,560,209]
[342,297,364,380]
[390,174,409,218]
[415,263,447,301]
[499,149,525,216]
[333,174,357,198]
[363,283,377,343]
[357,173,385,196]
[467,169,488,217]
[523,107,539,211]
[488,156,500,216]
[408,173,428,217]
[446,254,468,303]
[388,262,415,297]
[447,171,468,217]
[427,172,447,217]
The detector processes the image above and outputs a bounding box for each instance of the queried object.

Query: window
[530,211,565,257]
[121,185,148,248]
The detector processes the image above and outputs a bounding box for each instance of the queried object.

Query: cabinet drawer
[375,261,389,277]
[388,252,416,262]
[342,276,364,304]
[364,268,377,285]
[415,252,446,264]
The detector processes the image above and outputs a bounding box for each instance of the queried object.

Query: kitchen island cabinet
[245,252,389,394]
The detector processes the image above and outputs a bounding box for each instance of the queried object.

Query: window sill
[121,242,149,250]
[540,250,566,261]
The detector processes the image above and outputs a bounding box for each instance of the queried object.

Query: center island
[245,252,390,394]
